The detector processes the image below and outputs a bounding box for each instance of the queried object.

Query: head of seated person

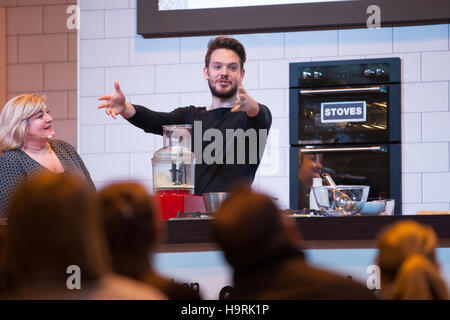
[2,172,109,292]
[376,220,448,300]
[97,182,163,278]
[212,187,301,272]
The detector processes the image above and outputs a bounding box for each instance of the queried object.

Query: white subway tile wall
[248,89,286,118]
[155,63,206,93]
[285,30,338,58]
[80,38,129,67]
[105,9,135,38]
[130,93,181,113]
[80,125,105,154]
[422,172,450,203]
[403,143,449,173]
[259,59,297,89]
[422,112,450,142]
[311,55,365,62]
[402,82,449,112]
[78,0,450,212]
[129,152,153,181]
[130,36,180,65]
[80,68,104,96]
[393,24,449,53]
[82,153,130,182]
[181,35,213,64]
[234,33,284,61]
[402,173,422,203]
[422,51,450,81]
[104,124,155,153]
[4,0,78,147]
[105,66,155,95]
[80,10,105,39]
[401,113,422,143]
[338,27,393,55]
[241,61,259,90]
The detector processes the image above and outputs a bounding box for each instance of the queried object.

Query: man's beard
[208,79,238,99]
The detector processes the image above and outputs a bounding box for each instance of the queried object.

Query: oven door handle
[300,86,382,95]
[300,146,387,153]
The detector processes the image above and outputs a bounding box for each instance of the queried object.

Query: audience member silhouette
[0,173,166,299]
[212,188,375,299]
[376,220,448,300]
[98,182,201,300]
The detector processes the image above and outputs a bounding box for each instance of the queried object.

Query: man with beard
[97,36,272,194]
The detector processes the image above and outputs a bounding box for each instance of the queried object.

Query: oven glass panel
[296,85,391,144]
[296,148,391,209]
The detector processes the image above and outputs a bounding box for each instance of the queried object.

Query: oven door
[289,144,401,214]
[289,84,400,145]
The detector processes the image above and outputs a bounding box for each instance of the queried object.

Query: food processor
[152,124,206,219]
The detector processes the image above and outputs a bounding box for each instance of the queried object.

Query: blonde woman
[0,94,94,222]
[376,220,449,300]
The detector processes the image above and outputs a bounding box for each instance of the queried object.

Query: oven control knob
[313,71,323,80]
[375,68,385,77]
[302,71,312,80]
[364,69,375,77]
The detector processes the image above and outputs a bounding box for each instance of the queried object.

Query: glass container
[152,125,195,194]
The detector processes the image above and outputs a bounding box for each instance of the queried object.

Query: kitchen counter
[157,214,450,252]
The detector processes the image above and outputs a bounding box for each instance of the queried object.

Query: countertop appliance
[152,125,206,220]
[289,58,401,214]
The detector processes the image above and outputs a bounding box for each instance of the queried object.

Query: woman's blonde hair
[0,94,46,153]
[377,220,448,300]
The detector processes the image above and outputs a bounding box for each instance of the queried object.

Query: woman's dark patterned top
[0,139,95,220]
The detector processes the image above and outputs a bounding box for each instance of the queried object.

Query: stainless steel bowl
[203,192,229,213]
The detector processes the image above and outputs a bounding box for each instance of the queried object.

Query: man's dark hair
[205,36,246,70]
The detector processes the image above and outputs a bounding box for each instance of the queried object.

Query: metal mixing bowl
[203,192,229,213]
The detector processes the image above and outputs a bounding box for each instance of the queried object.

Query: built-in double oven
[289,58,402,214]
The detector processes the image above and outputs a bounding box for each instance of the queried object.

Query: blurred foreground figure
[0,173,166,300]
[376,220,448,300]
[212,189,375,299]
[98,182,201,300]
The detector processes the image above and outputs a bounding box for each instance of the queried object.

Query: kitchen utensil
[312,185,370,216]
[321,173,355,212]
[203,192,229,213]
[153,125,207,220]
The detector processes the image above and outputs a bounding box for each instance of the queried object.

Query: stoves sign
[320,101,366,123]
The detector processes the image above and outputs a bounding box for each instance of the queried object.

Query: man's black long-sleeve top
[127,104,272,195]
